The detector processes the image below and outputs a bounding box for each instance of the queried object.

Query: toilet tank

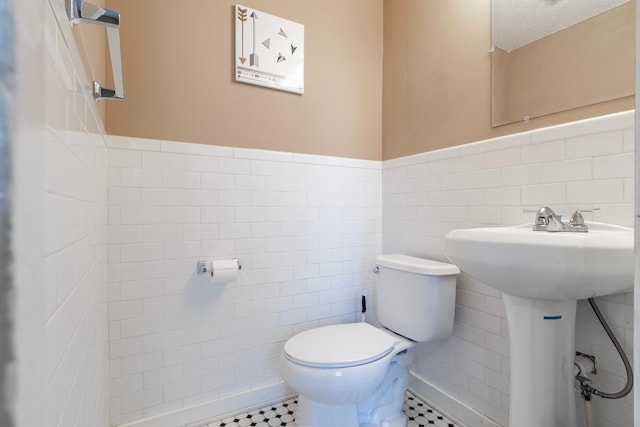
[374,254,460,342]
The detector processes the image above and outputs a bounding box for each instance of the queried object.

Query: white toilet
[279,254,460,427]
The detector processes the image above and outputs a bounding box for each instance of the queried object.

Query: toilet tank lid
[376,254,460,276]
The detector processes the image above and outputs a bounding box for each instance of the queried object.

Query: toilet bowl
[279,254,460,427]
[279,323,413,427]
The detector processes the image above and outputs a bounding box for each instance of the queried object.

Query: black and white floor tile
[197,391,460,427]
[404,392,458,427]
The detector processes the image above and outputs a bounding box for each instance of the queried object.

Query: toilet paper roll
[210,259,240,284]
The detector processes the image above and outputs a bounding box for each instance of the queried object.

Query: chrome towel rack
[67,0,125,101]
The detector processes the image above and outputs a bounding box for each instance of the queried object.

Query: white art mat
[235,4,304,94]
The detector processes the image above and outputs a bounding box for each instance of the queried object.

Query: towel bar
[67,0,125,101]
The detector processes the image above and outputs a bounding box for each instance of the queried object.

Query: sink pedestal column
[502,294,577,427]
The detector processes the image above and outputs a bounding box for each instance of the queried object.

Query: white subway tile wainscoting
[105,111,635,427]
[107,137,382,425]
[37,1,111,426]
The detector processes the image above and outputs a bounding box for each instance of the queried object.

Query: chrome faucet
[524,207,599,232]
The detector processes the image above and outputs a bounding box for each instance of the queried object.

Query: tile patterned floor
[404,392,458,427]
[197,391,460,427]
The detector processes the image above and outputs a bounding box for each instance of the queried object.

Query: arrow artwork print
[235,4,304,94]
[237,7,247,64]
[249,11,259,67]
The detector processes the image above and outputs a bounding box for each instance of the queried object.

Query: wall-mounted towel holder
[67,0,125,101]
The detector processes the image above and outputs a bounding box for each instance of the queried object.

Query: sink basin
[445,222,634,300]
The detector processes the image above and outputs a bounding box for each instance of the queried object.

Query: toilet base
[296,394,359,427]
[294,351,412,427]
[295,395,407,427]
[360,414,407,427]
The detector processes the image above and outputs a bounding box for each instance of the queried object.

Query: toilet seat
[283,323,400,368]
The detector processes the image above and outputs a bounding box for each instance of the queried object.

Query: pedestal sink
[445,222,634,427]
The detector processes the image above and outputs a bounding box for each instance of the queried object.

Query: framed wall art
[235,4,304,94]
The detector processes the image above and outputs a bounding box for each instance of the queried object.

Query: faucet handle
[523,207,557,217]
[569,207,600,226]
[523,206,559,230]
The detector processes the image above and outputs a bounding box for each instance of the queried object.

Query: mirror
[491,0,634,127]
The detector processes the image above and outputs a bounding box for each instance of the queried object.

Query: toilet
[279,254,460,427]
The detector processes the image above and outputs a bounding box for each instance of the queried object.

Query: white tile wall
[106,137,381,425]
[382,111,635,427]
[40,1,110,426]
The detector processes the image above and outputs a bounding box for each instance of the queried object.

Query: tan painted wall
[104,0,383,160]
[382,0,634,160]
[75,0,634,160]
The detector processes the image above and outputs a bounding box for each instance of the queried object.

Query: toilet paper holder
[196,259,242,275]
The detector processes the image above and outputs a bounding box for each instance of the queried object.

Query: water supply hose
[583,398,594,427]
[580,298,633,399]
